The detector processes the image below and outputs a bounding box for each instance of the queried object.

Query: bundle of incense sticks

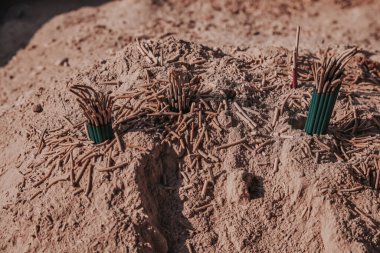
[167,69,198,113]
[305,48,357,135]
[70,85,114,144]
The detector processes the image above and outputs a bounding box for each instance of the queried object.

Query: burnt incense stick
[291,26,300,89]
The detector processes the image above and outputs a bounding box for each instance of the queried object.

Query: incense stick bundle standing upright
[70,85,114,144]
[167,69,198,113]
[304,48,357,135]
[292,26,301,89]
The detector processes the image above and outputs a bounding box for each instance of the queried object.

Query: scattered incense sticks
[70,85,114,144]
[36,128,47,156]
[255,139,275,153]
[201,180,211,199]
[33,159,60,188]
[74,158,92,185]
[46,173,70,191]
[273,157,279,173]
[233,102,257,129]
[272,107,279,127]
[30,190,43,200]
[85,165,94,196]
[136,38,158,65]
[291,26,300,89]
[304,48,357,135]
[216,137,247,151]
[73,188,84,195]
[114,131,124,152]
[338,186,364,193]
[98,161,128,172]
[194,202,214,213]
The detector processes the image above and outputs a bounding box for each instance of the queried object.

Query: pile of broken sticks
[351,156,380,190]
[29,69,272,204]
[114,69,226,157]
[337,133,380,190]
[306,127,380,189]
[29,127,142,200]
[28,108,143,201]
[305,48,357,135]
[112,70,272,201]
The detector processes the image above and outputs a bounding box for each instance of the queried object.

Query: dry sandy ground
[1,0,380,252]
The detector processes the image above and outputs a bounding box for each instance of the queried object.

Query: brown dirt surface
[1,0,380,252]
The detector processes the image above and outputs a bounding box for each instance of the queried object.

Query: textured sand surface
[1,1,380,252]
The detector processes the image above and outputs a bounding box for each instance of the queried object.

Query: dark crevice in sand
[135,143,190,253]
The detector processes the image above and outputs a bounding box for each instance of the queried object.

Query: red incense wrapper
[291,68,297,89]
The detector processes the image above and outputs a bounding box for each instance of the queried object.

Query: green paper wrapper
[86,122,114,144]
[304,86,340,135]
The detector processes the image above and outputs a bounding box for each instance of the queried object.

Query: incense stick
[291,26,300,89]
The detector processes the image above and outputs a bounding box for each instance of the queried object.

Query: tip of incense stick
[292,26,300,80]
[296,25,301,51]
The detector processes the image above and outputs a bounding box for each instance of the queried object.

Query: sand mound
[1,1,380,252]
[1,36,379,252]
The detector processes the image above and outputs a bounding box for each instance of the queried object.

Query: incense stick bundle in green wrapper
[70,85,115,144]
[86,122,114,144]
[305,85,340,135]
[305,48,357,135]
